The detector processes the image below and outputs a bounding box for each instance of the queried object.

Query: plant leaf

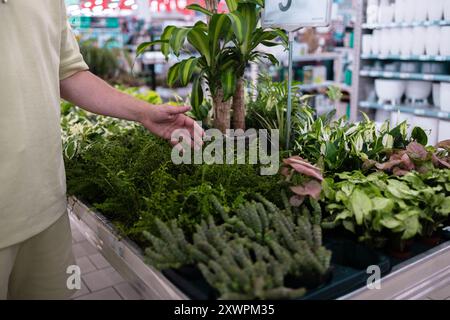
[350,189,372,225]
[167,62,181,87]
[187,27,211,66]
[225,0,238,11]
[136,40,167,56]
[170,27,191,56]
[178,58,198,86]
[411,127,428,146]
[160,26,177,58]
[220,67,237,101]
[186,4,213,16]
[191,75,204,109]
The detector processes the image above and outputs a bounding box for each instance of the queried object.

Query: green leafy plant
[143,194,331,300]
[137,0,286,132]
[246,74,307,148]
[293,107,423,174]
[321,170,450,248]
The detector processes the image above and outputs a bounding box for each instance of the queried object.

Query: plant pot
[420,234,442,247]
[162,265,219,300]
[421,222,443,246]
[284,268,333,290]
[388,237,414,260]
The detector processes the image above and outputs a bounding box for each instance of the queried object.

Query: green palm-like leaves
[179,58,199,86]
[170,27,191,56]
[187,27,211,66]
[221,67,237,101]
[186,4,214,16]
[209,14,232,67]
[136,0,287,119]
[191,75,205,110]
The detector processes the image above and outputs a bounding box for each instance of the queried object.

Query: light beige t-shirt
[0,0,88,249]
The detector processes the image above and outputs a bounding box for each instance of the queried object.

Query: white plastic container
[367,0,380,24]
[380,29,392,55]
[404,0,416,22]
[395,0,406,22]
[378,1,395,24]
[433,83,441,108]
[427,0,444,21]
[390,28,402,55]
[440,27,450,56]
[375,79,406,103]
[413,0,428,21]
[406,81,432,101]
[445,0,450,20]
[411,26,426,55]
[372,29,381,55]
[425,26,441,56]
[362,35,373,55]
[440,83,450,112]
[400,27,414,56]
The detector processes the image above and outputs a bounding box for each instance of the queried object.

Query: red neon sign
[149,0,228,15]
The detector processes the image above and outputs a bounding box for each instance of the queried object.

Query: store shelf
[362,20,450,29]
[292,52,341,62]
[361,54,450,62]
[359,101,450,120]
[298,81,352,93]
[360,70,450,82]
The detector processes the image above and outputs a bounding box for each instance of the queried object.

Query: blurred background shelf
[359,70,450,82]
[299,81,352,93]
[361,54,450,62]
[362,20,450,29]
[359,101,450,120]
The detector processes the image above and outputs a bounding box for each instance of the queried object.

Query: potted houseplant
[137,0,287,133]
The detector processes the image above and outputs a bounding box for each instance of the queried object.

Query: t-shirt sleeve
[59,1,89,80]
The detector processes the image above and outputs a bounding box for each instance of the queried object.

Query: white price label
[263,0,332,31]
[423,74,434,81]
[438,112,448,119]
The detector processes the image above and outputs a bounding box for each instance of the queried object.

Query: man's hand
[139,104,204,149]
[60,71,205,150]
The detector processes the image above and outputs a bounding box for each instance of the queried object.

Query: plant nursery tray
[162,238,392,300]
[69,197,449,300]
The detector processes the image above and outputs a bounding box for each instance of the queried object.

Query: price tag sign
[262,0,332,31]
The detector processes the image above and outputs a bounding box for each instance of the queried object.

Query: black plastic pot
[300,238,391,300]
[162,238,391,301]
[162,265,218,300]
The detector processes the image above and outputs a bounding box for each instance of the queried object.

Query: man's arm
[60,71,203,147]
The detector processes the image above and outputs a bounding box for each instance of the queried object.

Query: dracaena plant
[137,0,286,133]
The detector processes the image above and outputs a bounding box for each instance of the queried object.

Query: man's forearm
[60,71,147,123]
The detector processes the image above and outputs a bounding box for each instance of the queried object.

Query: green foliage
[137,0,286,116]
[321,170,450,246]
[143,196,331,300]
[293,107,419,174]
[80,41,119,80]
[62,98,282,243]
[246,74,307,148]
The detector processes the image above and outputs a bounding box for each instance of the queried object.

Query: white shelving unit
[362,19,450,29]
[351,0,450,139]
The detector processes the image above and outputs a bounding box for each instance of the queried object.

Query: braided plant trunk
[213,89,232,134]
[232,78,246,130]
